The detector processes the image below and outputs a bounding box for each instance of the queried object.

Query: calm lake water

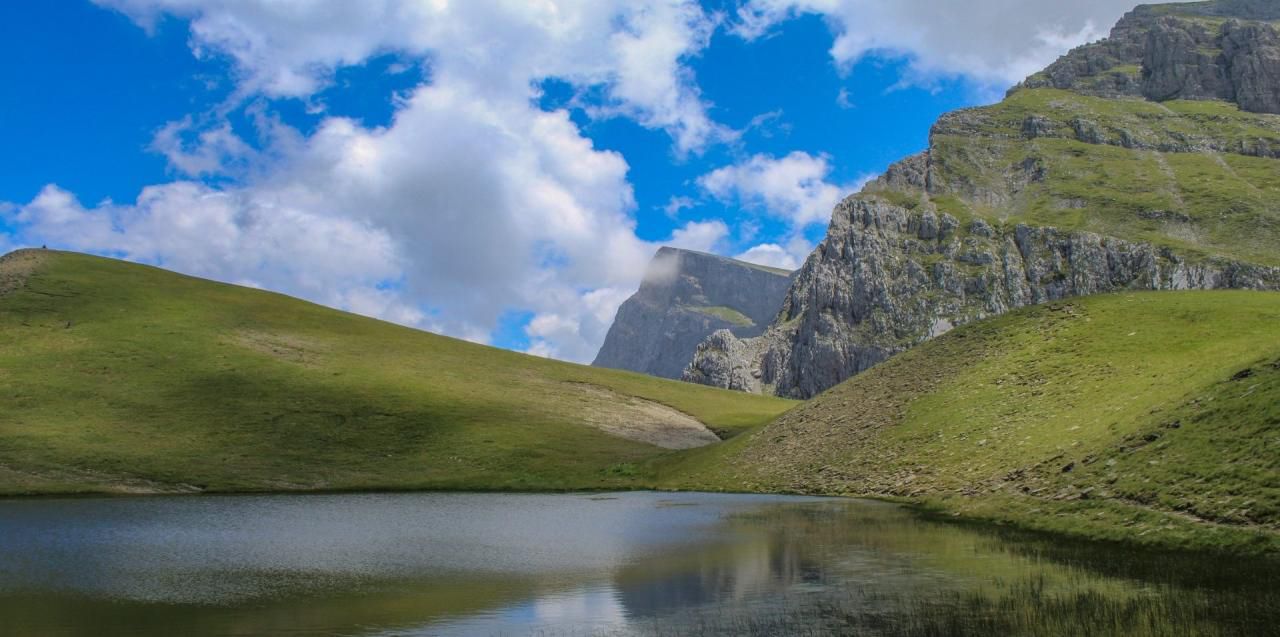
[0,491,1275,636]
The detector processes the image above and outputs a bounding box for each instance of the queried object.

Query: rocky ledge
[1018,0,1280,114]
[683,197,1280,398]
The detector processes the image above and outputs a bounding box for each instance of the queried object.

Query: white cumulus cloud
[731,0,1187,93]
[735,243,800,270]
[95,0,729,151]
[700,152,871,270]
[7,0,1163,363]
[699,151,852,227]
[1,0,742,363]
[10,183,417,323]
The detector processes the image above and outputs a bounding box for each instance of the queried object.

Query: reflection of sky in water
[414,585,630,637]
[1,492,1270,636]
[403,501,978,635]
[0,491,822,604]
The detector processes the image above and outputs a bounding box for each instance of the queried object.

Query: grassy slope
[689,305,755,327]
[886,88,1280,266]
[0,250,793,495]
[661,290,1280,554]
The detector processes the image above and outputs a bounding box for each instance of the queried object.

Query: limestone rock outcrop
[684,198,1280,398]
[1019,1,1280,114]
[683,0,1280,398]
[592,247,792,380]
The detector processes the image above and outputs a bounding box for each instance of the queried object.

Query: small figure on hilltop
[41,244,47,249]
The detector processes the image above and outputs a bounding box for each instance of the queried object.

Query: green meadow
[4,249,1278,554]
[662,290,1280,554]
[0,249,792,495]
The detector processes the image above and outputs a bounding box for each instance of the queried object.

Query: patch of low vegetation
[690,305,755,327]
[736,261,793,277]
[0,250,794,496]
[661,290,1280,555]
[600,580,1276,637]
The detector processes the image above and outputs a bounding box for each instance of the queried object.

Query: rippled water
[0,492,1274,636]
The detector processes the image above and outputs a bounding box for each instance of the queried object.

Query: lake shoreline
[1,490,1276,636]
[3,481,1277,559]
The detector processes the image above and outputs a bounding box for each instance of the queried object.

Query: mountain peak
[1016,0,1280,114]
[647,247,792,282]
[593,246,793,379]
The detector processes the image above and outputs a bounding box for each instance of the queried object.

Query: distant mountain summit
[685,0,1280,398]
[1019,0,1280,113]
[592,247,793,380]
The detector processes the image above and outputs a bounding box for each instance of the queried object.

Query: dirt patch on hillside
[228,330,327,366]
[0,460,202,496]
[0,249,49,299]
[567,383,721,450]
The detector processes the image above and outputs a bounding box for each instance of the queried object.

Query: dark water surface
[0,492,1275,636]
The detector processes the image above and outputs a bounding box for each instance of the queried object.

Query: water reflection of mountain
[4,494,1275,636]
[604,501,1280,636]
[613,504,892,620]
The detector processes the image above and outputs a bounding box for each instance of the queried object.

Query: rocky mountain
[685,0,1280,398]
[593,247,793,380]
[1020,0,1280,113]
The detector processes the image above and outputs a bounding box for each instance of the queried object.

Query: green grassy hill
[6,249,1277,554]
[869,88,1280,267]
[0,249,793,495]
[662,290,1280,554]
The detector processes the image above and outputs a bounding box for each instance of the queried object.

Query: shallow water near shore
[0,491,1275,636]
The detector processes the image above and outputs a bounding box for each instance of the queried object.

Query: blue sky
[0,0,1151,361]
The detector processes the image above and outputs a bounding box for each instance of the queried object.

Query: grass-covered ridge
[871,88,1280,267]
[689,305,755,327]
[663,290,1280,554]
[0,250,794,496]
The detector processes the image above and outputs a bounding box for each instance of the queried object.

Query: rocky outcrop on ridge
[682,0,1280,399]
[592,247,792,380]
[684,197,1280,398]
[1018,0,1280,114]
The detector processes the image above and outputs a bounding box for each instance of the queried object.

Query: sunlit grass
[663,290,1280,554]
[0,250,794,495]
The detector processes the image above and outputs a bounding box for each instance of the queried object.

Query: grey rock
[873,152,930,192]
[679,1,1280,399]
[1022,115,1057,138]
[1072,118,1106,144]
[681,329,764,393]
[1141,17,1228,102]
[1016,1,1280,114]
[685,197,1280,398]
[593,247,792,380]
[1221,20,1280,113]
[969,219,995,238]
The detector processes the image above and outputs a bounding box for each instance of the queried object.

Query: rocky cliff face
[592,247,792,380]
[1019,0,1280,113]
[683,198,1280,397]
[684,0,1280,398]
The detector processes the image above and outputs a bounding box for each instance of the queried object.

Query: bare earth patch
[0,461,202,496]
[0,249,48,298]
[228,329,326,365]
[566,383,721,450]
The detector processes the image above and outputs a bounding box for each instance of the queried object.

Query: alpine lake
[0,491,1275,636]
